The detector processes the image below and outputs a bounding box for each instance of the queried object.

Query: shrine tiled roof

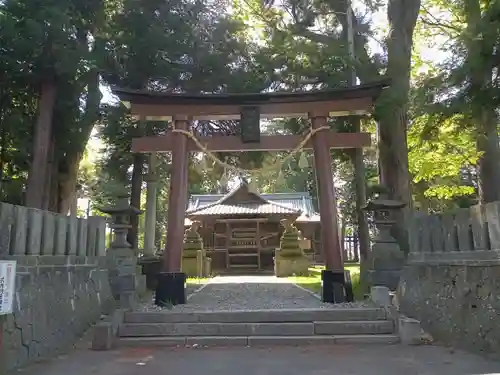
[187,202,300,216]
[185,181,320,222]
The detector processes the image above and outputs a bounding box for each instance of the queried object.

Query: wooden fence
[0,202,107,257]
[408,202,500,264]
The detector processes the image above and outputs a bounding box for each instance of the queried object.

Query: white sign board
[0,260,16,315]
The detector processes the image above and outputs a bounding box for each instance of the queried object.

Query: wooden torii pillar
[113,80,389,305]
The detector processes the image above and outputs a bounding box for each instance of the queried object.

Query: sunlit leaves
[424,184,475,199]
[410,0,500,205]
[408,113,479,201]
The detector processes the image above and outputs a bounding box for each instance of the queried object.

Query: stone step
[117,334,400,348]
[124,308,387,324]
[119,320,394,337]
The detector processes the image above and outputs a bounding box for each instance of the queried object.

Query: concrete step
[124,308,387,324]
[118,320,394,337]
[117,334,400,348]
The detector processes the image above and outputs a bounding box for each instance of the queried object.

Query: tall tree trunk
[58,68,102,214]
[375,0,420,253]
[58,152,83,214]
[344,2,371,266]
[340,219,347,261]
[0,110,6,196]
[26,81,57,209]
[351,122,370,263]
[53,30,105,214]
[43,139,56,210]
[464,0,500,203]
[476,114,500,203]
[70,191,78,216]
[127,153,145,248]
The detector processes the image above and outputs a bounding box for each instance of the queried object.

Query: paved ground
[140,275,368,312]
[16,344,500,375]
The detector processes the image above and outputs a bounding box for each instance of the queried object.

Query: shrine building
[184,180,322,273]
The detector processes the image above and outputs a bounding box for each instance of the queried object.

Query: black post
[155,272,186,306]
[321,270,353,303]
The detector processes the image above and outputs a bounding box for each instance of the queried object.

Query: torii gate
[113,80,389,305]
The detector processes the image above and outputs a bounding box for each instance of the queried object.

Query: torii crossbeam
[131,133,371,153]
[113,80,390,306]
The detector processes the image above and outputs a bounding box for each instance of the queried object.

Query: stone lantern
[98,194,143,309]
[363,193,406,290]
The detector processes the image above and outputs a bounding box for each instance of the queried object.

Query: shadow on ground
[16,345,500,375]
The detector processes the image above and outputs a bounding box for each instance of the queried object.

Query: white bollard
[370,286,391,307]
[398,316,423,345]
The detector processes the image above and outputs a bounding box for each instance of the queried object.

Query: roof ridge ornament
[238,173,249,185]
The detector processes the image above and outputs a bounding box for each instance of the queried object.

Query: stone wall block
[41,212,56,255]
[455,208,472,251]
[87,216,107,256]
[96,218,107,256]
[87,217,98,256]
[408,214,422,253]
[26,208,43,255]
[470,204,487,250]
[428,215,444,252]
[440,212,457,252]
[54,216,68,255]
[76,218,88,256]
[419,217,432,252]
[66,216,78,255]
[399,263,500,356]
[485,201,500,249]
[0,202,14,256]
[11,205,28,255]
[4,260,115,372]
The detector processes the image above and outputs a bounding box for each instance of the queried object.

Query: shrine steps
[115,308,399,347]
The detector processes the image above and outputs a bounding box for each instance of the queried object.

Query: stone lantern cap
[363,193,406,212]
[98,195,143,217]
[98,204,142,216]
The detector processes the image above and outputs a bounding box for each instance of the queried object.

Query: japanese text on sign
[0,260,16,315]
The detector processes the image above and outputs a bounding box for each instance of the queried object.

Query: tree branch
[420,6,463,34]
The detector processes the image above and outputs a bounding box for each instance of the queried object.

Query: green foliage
[408,114,479,185]
[410,0,500,205]
[88,0,278,235]
[2,0,498,229]
[0,0,113,208]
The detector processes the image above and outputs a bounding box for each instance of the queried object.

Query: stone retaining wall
[399,202,500,356]
[0,202,113,371]
[1,256,114,371]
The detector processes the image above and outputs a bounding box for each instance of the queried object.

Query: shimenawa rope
[171,124,330,175]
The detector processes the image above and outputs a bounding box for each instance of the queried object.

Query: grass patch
[186,277,211,285]
[289,263,367,301]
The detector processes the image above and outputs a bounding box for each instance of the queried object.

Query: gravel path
[141,275,369,312]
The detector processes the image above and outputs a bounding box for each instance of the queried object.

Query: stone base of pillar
[155,272,186,306]
[106,248,139,302]
[135,266,147,298]
[274,252,310,277]
[366,242,405,290]
[138,256,162,290]
[181,250,211,278]
[320,270,354,303]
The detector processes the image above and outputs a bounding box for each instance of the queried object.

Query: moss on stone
[182,221,210,277]
[274,219,309,277]
[183,221,204,258]
[278,219,304,258]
